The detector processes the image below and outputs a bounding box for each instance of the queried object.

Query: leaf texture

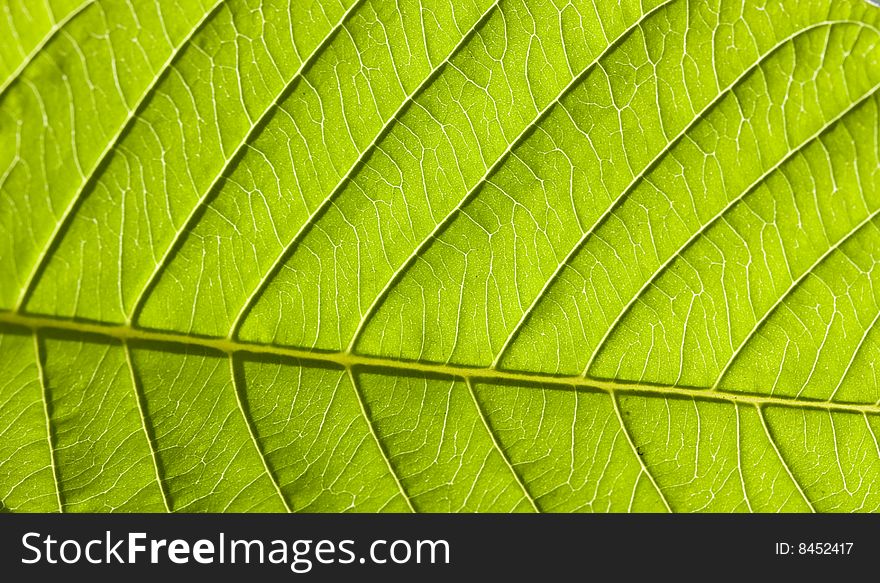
[1,0,880,512]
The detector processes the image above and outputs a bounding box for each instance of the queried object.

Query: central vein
[1,310,878,416]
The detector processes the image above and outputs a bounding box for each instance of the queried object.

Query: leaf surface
[1,0,880,512]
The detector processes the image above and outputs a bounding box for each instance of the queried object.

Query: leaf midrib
[4,310,879,416]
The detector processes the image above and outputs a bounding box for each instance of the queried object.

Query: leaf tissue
[1,0,880,513]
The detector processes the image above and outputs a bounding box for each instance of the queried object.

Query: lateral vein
[228,354,292,512]
[123,340,172,512]
[465,378,540,512]
[31,332,63,513]
[345,367,416,512]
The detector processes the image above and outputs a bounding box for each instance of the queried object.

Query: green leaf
[1,0,879,513]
